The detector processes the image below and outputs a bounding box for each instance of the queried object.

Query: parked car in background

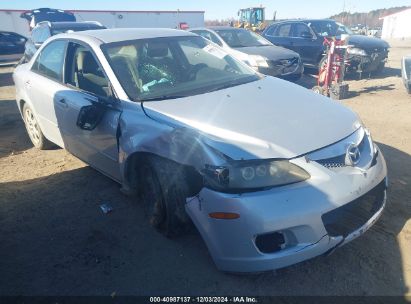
[13,28,387,273]
[263,19,389,74]
[20,7,76,29]
[402,56,411,94]
[0,31,27,64]
[190,27,303,81]
[23,21,106,61]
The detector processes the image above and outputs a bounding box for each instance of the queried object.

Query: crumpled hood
[235,45,300,60]
[142,77,361,160]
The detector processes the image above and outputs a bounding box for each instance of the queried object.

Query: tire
[312,85,324,95]
[22,103,53,150]
[318,55,327,71]
[374,62,385,74]
[138,156,191,238]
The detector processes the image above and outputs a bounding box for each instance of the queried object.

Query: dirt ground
[0,43,410,297]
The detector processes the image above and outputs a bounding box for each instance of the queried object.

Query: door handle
[58,98,68,108]
[25,80,31,88]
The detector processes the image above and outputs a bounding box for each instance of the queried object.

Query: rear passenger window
[293,23,312,38]
[192,30,222,46]
[275,24,292,37]
[32,40,66,81]
[264,26,276,36]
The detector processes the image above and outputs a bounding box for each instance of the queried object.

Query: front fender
[118,101,225,191]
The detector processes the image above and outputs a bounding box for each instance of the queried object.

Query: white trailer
[0,9,205,37]
[381,8,411,39]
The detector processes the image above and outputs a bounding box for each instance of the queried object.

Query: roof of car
[207,26,245,30]
[270,18,335,25]
[64,28,196,43]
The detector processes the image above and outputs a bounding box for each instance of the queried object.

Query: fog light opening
[255,232,285,253]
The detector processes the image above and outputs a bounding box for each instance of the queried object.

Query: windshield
[102,36,260,101]
[308,21,353,37]
[214,29,272,48]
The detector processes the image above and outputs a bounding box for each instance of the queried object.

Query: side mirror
[76,103,106,131]
[301,32,313,39]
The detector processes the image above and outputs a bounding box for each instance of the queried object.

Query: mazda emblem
[346,143,361,166]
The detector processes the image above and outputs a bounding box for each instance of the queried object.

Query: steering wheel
[187,63,208,80]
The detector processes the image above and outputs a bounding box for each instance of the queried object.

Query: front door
[291,23,323,66]
[55,41,122,181]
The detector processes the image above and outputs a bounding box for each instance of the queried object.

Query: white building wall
[73,11,204,29]
[0,10,204,37]
[0,11,31,37]
[381,9,411,39]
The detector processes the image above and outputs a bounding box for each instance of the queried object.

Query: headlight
[203,160,310,192]
[347,47,367,56]
[248,55,269,67]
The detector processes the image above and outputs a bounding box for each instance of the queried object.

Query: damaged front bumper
[186,149,387,273]
[257,58,304,81]
[347,51,388,74]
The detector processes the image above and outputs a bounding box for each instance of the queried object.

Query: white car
[189,27,304,81]
[13,28,387,273]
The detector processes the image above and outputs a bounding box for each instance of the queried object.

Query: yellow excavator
[233,7,274,33]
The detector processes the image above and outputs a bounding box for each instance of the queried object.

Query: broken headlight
[247,55,269,68]
[203,160,310,192]
[347,47,367,56]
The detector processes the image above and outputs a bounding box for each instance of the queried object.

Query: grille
[321,179,386,237]
[315,131,370,169]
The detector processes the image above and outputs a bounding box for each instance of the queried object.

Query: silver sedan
[13,28,387,273]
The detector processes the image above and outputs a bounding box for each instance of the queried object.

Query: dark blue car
[262,19,389,74]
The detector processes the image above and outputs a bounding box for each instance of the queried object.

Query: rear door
[263,22,297,52]
[55,41,122,181]
[26,39,68,147]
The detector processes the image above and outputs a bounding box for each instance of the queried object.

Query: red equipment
[312,37,350,100]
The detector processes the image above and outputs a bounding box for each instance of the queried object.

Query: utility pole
[342,0,346,23]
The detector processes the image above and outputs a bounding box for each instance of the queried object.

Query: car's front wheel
[138,156,192,237]
[374,62,385,75]
[22,103,53,150]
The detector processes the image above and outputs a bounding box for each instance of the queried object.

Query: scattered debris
[100,203,113,214]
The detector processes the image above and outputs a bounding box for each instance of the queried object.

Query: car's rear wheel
[138,156,191,237]
[22,103,53,150]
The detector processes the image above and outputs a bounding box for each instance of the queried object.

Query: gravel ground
[0,44,410,297]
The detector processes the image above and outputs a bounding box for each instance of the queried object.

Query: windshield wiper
[139,95,188,102]
[207,77,256,93]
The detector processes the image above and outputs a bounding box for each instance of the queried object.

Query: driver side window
[65,42,109,98]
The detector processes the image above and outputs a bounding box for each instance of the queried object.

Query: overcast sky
[1,0,410,20]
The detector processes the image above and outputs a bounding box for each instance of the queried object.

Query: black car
[262,19,389,74]
[0,31,27,64]
[23,21,106,61]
